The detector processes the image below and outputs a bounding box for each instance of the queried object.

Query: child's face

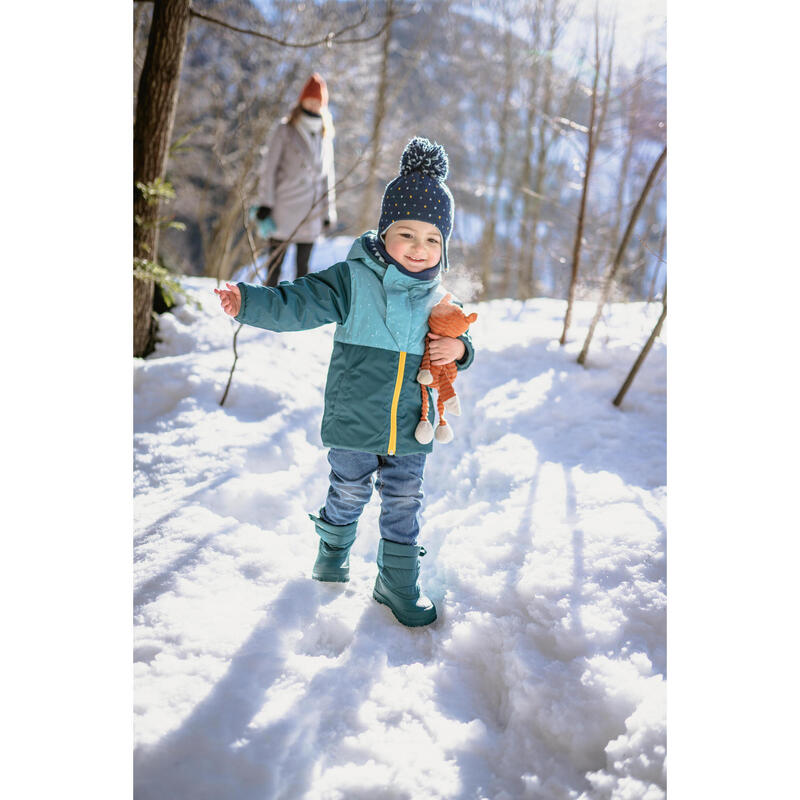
[384,220,442,272]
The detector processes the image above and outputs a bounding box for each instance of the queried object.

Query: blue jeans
[320,448,427,546]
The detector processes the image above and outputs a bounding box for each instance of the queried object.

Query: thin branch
[189,2,411,49]
[218,199,262,408]
[219,317,244,408]
[612,63,666,103]
[554,115,589,134]
[218,147,376,406]
[634,230,667,266]
[337,5,420,44]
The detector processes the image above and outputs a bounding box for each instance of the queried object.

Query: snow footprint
[295,592,360,659]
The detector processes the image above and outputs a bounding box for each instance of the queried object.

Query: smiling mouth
[406,255,426,263]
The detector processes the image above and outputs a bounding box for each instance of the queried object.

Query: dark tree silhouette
[559,3,613,344]
[613,283,666,407]
[132,0,401,356]
[133,0,192,357]
[577,145,666,366]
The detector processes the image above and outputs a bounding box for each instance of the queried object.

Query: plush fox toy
[415,293,478,444]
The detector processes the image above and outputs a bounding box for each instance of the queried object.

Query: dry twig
[218,149,374,406]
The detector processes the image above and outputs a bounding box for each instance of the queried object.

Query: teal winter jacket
[234,232,475,456]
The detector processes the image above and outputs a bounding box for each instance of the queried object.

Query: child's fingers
[427,332,442,339]
[214,287,238,316]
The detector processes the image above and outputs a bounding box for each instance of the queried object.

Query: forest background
[132,0,666,356]
[3,1,799,799]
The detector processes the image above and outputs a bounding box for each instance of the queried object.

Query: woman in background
[254,73,337,286]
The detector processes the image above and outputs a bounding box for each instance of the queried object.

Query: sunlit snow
[134,237,666,799]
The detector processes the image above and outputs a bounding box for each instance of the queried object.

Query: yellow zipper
[387,351,407,455]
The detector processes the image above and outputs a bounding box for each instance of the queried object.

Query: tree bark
[577,144,666,365]
[648,223,666,302]
[480,26,515,300]
[611,59,643,250]
[513,1,542,300]
[628,185,660,295]
[356,2,394,234]
[613,283,666,407]
[133,0,192,357]
[519,0,569,299]
[204,142,262,282]
[559,6,602,345]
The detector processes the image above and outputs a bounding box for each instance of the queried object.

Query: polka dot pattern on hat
[378,137,455,270]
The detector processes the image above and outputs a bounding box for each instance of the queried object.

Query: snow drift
[134,239,666,799]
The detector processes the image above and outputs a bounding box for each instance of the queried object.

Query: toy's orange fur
[415,293,478,444]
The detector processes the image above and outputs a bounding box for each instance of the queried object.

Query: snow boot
[309,512,358,582]
[373,539,437,627]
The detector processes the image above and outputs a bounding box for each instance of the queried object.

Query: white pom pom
[417,369,433,385]
[435,424,453,443]
[400,137,449,181]
[415,420,434,444]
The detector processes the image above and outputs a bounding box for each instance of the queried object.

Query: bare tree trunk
[480,27,515,300]
[356,1,394,234]
[611,58,643,247]
[577,144,666,365]
[203,62,301,281]
[517,126,537,298]
[513,0,542,299]
[133,0,192,357]
[519,66,548,297]
[559,5,602,345]
[206,189,251,280]
[133,2,151,112]
[648,223,666,302]
[498,200,519,298]
[520,0,571,299]
[585,25,615,288]
[613,283,666,407]
[204,147,262,281]
[627,187,660,295]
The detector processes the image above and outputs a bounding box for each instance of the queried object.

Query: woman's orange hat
[299,73,329,107]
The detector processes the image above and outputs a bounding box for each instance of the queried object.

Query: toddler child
[215,137,475,627]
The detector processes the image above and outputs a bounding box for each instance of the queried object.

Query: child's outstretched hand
[214,282,241,317]
[427,332,466,366]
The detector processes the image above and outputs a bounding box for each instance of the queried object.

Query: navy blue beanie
[378,137,455,271]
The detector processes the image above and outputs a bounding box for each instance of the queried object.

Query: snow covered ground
[133,238,666,799]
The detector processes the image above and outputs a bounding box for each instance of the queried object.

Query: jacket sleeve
[260,123,286,209]
[235,262,351,332]
[456,330,475,371]
[449,295,475,372]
